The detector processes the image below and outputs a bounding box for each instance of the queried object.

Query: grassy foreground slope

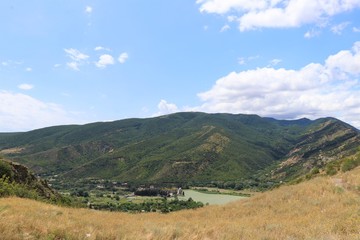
[1,167,359,239]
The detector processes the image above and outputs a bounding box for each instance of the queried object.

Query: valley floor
[1,168,360,240]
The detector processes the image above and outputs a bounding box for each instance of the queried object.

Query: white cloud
[25,67,32,72]
[118,52,129,64]
[269,58,282,66]
[227,15,238,22]
[94,46,104,51]
[197,0,268,14]
[1,60,23,68]
[64,48,89,71]
[95,54,115,68]
[63,48,128,70]
[238,57,246,65]
[67,62,80,71]
[304,28,321,38]
[0,91,77,132]
[220,24,231,32]
[331,22,350,35]
[94,46,110,51]
[197,0,360,31]
[85,6,93,14]
[195,41,360,129]
[237,55,260,65]
[18,84,34,90]
[155,100,179,116]
[325,42,360,75]
[353,27,360,32]
[64,48,89,62]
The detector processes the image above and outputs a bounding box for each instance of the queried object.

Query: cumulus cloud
[195,41,360,129]
[18,84,34,90]
[325,42,360,75]
[155,100,179,116]
[0,91,77,132]
[63,48,128,70]
[64,48,89,71]
[95,54,115,68]
[118,52,129,64]
[197,0,360,31]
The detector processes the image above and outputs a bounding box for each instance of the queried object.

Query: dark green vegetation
[323,150,360,176]
[0,158,203,213]
[0,158,74,205]
[90,197,204,213]
[0,112,359,190]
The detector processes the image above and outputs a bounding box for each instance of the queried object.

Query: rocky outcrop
[0,159,61,200]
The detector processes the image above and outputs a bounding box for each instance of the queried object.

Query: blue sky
[1,0,360,131]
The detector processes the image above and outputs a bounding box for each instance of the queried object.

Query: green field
[179,189,247,205]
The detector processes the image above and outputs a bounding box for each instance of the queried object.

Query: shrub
[311,167,320,175]
[305,167,320,180]
[0,176,38,199]
[325,162,339,176]
[341,157,360,172]
[0,161,13,179]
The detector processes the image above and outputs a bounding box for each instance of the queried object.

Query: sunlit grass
[1,167,360,239]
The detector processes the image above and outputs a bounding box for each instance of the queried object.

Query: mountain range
[0,112,359,187]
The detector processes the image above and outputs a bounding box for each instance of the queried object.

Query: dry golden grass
[1,168,360,239]
[0,147,24,154]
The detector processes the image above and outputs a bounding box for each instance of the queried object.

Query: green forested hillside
[0,112,359,187]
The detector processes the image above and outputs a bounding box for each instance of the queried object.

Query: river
[179,189,247,205]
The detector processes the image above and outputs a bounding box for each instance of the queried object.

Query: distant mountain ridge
[0,112,359,186]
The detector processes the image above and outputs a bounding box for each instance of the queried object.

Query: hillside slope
[0,158,63,201]
[0,112,359,185]
[1,166,359,239]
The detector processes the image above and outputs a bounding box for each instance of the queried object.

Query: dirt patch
[0,147,25,154]
[332,178,344,188]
